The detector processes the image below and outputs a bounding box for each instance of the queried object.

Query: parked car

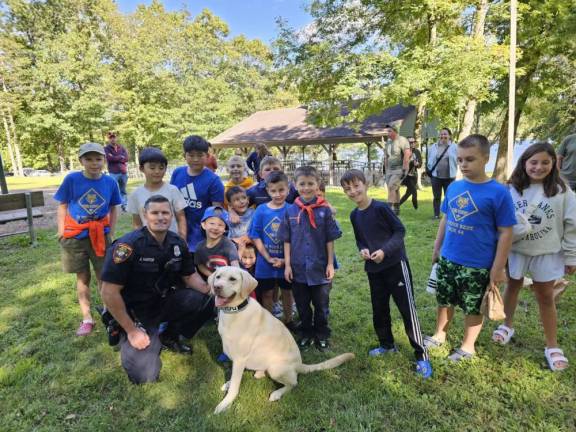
[30,169,52,177]
[22,168,52,177]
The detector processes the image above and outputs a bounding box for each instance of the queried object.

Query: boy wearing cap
[104,131,129,210]
[170,135,224,252]
[127,147,187,239]
[55,142,122,336]
[195,206,239,279]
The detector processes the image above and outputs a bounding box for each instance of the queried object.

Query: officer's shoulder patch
[113,243,133,264]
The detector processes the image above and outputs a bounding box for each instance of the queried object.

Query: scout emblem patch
[113,243,133,263]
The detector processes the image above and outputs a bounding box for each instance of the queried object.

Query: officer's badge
[113,243,133,263]
[174,245,181,257]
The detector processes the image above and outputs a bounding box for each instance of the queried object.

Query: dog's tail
[297,353,355,374]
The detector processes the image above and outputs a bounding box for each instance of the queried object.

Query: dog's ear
[240,269,258,299]
[207,269,217,294]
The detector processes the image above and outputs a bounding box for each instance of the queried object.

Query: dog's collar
[219,299,249,314]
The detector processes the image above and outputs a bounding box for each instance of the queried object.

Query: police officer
[101,194,213,384]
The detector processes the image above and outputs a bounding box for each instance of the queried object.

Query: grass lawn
[5,175,67,191]
[0,187,574,431]
[5,175,143,191]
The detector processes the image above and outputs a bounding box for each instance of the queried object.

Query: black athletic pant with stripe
[367,260,428,361]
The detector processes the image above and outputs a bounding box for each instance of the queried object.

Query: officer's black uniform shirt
[101,227,196,324]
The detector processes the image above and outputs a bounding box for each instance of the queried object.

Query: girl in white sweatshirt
[492,143,576,371]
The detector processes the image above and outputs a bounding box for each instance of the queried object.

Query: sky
[116,0,312,44]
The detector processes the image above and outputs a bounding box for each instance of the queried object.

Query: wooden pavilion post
[365,142,373,185]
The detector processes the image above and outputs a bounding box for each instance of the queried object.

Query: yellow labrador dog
[208,266,354,414]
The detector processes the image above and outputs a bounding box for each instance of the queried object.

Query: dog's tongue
[215,296,230,308]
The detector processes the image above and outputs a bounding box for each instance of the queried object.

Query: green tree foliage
[275,0,507,138]
[0,0,294,171]
[490,0,576,179]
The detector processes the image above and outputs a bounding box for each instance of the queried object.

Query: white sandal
[544,347,569,372]
[492,325,515,345]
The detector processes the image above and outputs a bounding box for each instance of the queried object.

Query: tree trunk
[57,142,66,173]
[413,100,426,146]
[458,0,489,141]
[459,99,477,141]
[7,110,23,175]
[2,110,17,173]
[492,66,536,181]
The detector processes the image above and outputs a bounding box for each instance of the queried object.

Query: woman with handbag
[492,143,576,372]
[427,128,458,219]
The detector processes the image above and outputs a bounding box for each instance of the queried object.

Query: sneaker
[272,302,283,318]
[368,346,398,357]
[216,352,231,362]
[415,360,433,379]
[298,337,314,349]
[316,339,330,352]
[76,321,94,336]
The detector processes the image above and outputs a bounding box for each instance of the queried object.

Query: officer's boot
[160,331,193,355]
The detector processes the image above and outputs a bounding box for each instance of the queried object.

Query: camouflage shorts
[436,257,490,315]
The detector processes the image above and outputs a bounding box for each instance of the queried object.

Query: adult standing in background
[105,131,129,211]
[383,125,411,215]
[247,142,271,182]
[398,137,422,210]
[205,143,218,172]
[427,128,458,219]
[557,132,576,191]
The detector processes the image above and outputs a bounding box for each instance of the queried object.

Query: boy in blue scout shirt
[248,171,296,330]
[170,135,224,252]
[55,142,121,336]
[280,166,342,351]
[425,134,516,362]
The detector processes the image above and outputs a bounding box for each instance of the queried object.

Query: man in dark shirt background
[104,131,129,210]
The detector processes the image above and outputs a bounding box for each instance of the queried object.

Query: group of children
[55,132,575,379]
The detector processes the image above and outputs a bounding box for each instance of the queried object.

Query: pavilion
[211,104,436,184]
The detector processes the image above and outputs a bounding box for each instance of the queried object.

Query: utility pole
[507,0,517,178]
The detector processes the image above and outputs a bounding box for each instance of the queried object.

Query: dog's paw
[214,399,232,414]
[269,390,283,402]
[220,381,230,392]
[254,370,266,379]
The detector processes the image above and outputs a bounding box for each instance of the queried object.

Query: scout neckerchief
[294,197,329,229]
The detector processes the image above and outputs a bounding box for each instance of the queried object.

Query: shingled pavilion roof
[210,104,415,149]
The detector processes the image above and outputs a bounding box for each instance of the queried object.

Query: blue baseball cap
[201,206,229,229]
